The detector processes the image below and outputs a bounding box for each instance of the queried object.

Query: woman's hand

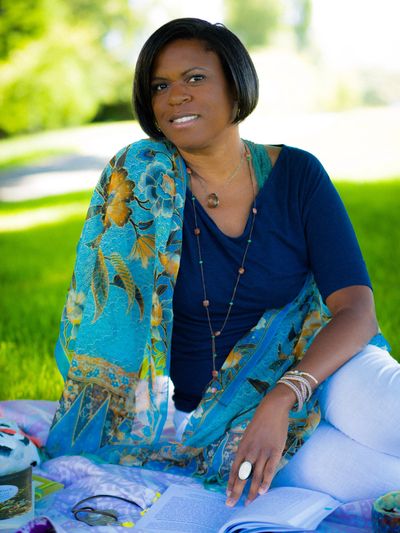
[226,385,296,507]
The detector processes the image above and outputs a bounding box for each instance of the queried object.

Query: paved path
[0,122,143,201]
[0,108,399,202]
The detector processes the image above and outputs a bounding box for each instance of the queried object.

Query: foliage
[224,0,313,50]
[0,0,138,137]
[0,181,399,400]
[0,0,50,59]
[291,0,312,50]
[225,0,283,48]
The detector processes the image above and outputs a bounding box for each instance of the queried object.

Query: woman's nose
[168,83,191,105]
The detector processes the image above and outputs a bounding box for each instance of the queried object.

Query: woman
[45,18,400,506]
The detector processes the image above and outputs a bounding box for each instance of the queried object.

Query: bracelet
[286,370,319,385]
[276,378,304,412]
[283,374,312,401]
[276,369,319,412]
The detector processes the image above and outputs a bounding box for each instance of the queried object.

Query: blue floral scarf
[45,139,332,486]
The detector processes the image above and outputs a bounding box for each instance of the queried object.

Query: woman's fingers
[226,449,283,507]
[227,455,241,496]
[245,457,265,504]
[226,400,289,507]
[226,453,256,506]
[256,450,282,499]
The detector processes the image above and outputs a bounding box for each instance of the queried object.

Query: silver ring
[238,460,253,481]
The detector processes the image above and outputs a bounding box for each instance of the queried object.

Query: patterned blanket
[0,400,374,532]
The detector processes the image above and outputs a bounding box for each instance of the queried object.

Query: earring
[232,101,240,121]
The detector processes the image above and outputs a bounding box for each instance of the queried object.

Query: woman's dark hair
[133,18,259,140]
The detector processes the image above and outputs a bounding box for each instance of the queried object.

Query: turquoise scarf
[45,139,332,486]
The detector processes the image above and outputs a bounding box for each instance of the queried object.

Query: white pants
[174,345,400,502]
[273,344,400,501]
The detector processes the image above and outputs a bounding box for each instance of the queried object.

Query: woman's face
[151,39,236,152]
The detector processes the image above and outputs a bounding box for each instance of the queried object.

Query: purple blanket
[0,400,373,532]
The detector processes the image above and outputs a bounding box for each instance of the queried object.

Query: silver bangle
[286,370,319,385]
[284,374,312,401]
[277,378,304,412]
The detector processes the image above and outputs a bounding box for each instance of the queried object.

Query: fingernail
[226,498,235,507]
[245,499,251,506]
[258,487,267,495]
[226,490,232,497]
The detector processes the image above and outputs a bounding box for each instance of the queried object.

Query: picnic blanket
[0,400,374,532]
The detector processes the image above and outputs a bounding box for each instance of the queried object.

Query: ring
[238,460,253,481]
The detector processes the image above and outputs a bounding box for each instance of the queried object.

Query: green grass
[0,190,91,214]
[0,194,91,400]
[336,180,400,356]
[0,181,399,401]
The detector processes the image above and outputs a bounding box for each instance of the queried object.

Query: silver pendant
[207,192,219,208]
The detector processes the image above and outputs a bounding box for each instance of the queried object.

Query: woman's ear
[231,100,240,122]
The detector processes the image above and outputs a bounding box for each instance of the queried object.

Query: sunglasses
[72,494,143,527]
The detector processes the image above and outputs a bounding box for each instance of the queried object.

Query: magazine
[135,483,340,532]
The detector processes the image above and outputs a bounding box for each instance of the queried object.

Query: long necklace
[187,144,258,393]
[187,144,245,208]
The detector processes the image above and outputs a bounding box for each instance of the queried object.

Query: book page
[135,484,340,533]
[135,484,237,533]
[222,486,340,532]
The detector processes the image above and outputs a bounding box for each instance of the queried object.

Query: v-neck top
[170,143,371,412]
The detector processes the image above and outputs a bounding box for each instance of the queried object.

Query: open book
[135,483,340,532]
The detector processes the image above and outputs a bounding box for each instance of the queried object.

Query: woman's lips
[169,114,199,127]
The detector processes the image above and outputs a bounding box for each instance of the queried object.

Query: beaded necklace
[187,144,258,392]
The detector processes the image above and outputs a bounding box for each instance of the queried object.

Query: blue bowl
[372,491,400,532]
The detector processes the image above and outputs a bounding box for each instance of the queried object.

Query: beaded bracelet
[283,374,312,401]
[285,370,319,385]
[276,378,304,412]
[277,370,319,412]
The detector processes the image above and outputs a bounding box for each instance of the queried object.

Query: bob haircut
[133,18,259,140]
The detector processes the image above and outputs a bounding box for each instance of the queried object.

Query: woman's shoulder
[263,144,324,169]
[264,145,282,168]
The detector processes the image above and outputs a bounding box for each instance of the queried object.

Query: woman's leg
[273,344,400,501]
[318,344,400,457]
[272,421,400,502]
[173,408,193,441]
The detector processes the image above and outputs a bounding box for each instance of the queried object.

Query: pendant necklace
[187,144,245,208]
[187,144,258,392]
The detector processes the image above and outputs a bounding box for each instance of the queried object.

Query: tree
[225,0,283,49]
[292,0,312,50]
[0,0,49,60]
[0,0,140,136]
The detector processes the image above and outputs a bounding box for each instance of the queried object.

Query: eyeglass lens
[74,508,119,526]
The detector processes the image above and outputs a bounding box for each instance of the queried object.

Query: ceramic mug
[372,491,400,533]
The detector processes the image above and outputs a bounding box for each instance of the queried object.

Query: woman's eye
[188,74,205,83]
[152,83,168,92]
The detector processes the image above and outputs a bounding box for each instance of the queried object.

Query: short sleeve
[298,152,371,300]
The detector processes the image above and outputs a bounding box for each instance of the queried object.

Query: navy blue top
[170,144,371,412]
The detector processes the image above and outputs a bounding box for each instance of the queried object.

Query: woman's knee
[273,421,400,502]
[318,344,400,456]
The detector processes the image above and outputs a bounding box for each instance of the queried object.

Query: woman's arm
[226,284,378,506]
[294,284,378,382]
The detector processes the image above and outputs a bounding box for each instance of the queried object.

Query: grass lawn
[0,182,399,401]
